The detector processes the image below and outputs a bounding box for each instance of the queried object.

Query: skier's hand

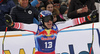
[86,10,98,22]
[4,14,14,27]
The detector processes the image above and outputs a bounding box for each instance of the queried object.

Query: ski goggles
[43,15,53,22]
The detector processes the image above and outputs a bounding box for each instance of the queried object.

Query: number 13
[45,42,52,48]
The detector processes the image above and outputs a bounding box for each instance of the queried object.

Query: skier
[4,10,97,54]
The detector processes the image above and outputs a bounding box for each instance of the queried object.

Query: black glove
[85,10,98,22]
[4,14,14,27]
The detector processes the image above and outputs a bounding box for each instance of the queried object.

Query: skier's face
[18,0,29,8]
[44,20,53,29]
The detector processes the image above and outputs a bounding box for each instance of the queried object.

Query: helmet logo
[39,10,53,26]
[40,15,43,18]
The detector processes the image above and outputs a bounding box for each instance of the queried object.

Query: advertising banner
[56,28,100,54]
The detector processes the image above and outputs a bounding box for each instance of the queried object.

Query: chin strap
[2,27,8,54]
[89,23,94,54]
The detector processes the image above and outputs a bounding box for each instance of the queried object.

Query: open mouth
[47,23,52,26]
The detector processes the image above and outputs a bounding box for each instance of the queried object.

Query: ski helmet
[39,10,53,29]
[39,10,53,24]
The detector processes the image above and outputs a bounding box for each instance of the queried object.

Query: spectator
[38,1,45,12]
[31,0,43,25]
[31,0,44,8]
[10,0,39,24]
[54,3,60,9]
[67,0,96,19]
[31,0,43,12]
[45,1,64,23]
[31,0,44,25]
[59,6,69,21]
[61,2,67,7]
[0,0,15,31]
[45,1,54,13]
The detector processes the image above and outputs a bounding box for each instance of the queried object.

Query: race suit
[13,17,86,54]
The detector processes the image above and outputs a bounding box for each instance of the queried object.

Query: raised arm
[4,14,38,34]
[56,17,85,31]
[56,10,97,31]
[13,22,38,33]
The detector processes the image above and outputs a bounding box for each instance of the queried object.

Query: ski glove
[4,14,14,27]
[85,10,98,22]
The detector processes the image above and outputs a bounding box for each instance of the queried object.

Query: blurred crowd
[0,0,99,31]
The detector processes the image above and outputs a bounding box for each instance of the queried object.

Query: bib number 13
[45,42,52,48]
